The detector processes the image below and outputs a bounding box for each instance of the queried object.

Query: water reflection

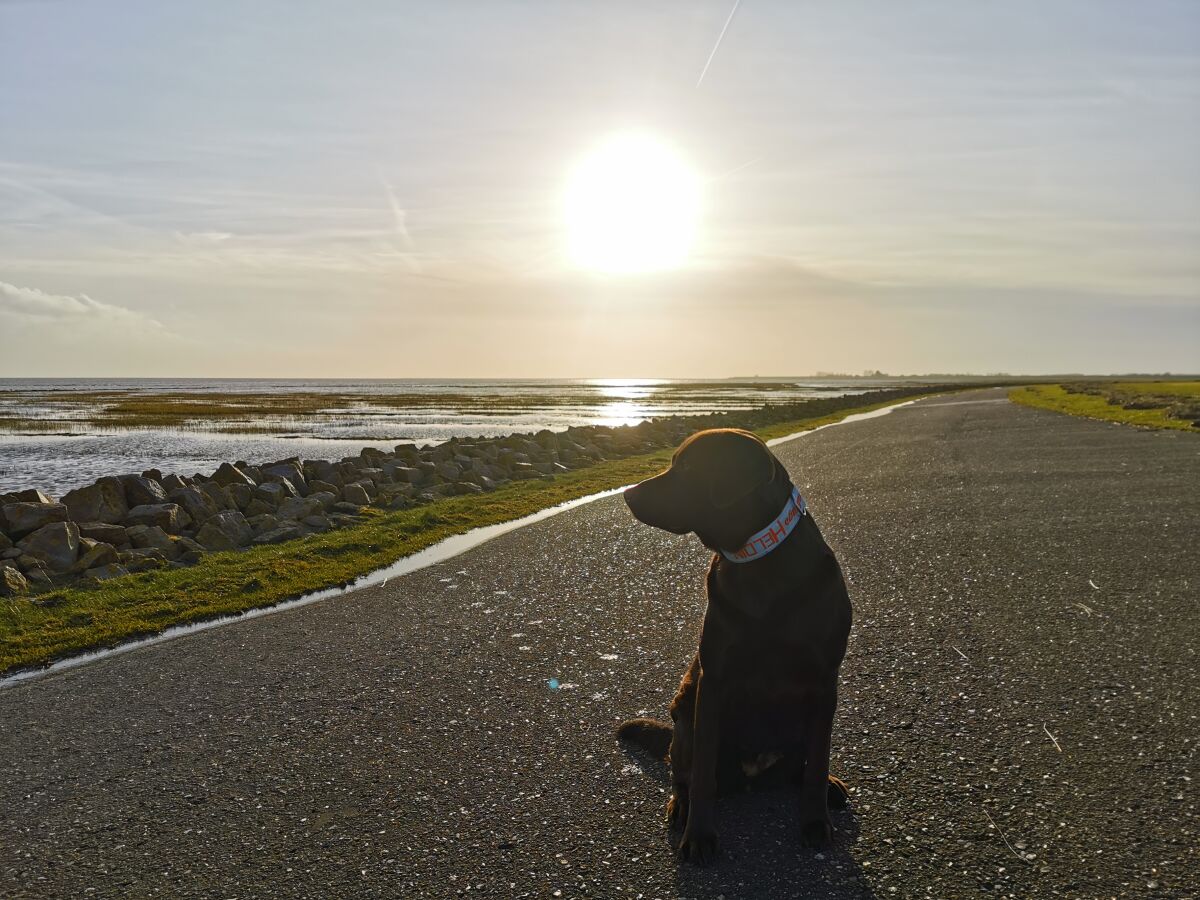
[0,378,889,494]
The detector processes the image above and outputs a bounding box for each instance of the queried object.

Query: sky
[1,0,1198,377]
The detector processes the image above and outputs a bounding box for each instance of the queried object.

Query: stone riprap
[0,388,943,596]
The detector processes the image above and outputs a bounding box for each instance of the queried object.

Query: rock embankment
[0,388,937,596]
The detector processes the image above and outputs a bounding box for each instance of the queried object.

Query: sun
[565,134,700,274]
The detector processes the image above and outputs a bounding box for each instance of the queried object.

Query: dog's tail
[616,717,672,760]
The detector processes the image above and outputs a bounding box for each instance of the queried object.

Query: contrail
[377,170,423,274]
[696,0,741,88]
[378,174,414,251]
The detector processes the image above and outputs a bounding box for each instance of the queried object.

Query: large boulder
[124,503,192,533]
[242,498,275,517]
[359,446,390,462]
[62,477,128,525]
[1,502,69,539]
[262,475,300,499]
[77,522,131,548]
[71,541,120,574]
[0,531,10,552]
[121,548,169,572]
[1,488,55,505]
[306,490,337,511]
[167,486,220,526]
[16,521,80,572]
[275,496,323,522]
[211,462,256,488]
[262,462,307,495]
[252,523,305,545]
[199,481,234,511]
[385,465,425,484]
[173,536,207,564]
[253,481,291,506]
[160,474,190,492]
[193,510,253,551]
[118,474,168,507]
[21,562,53,586]
[341,483,370,506]
[125,525,180,560]
[246,513,281,536]
[303,461,341,487]
[393,442,420,461]
[227,482,254,510]
[0,564,29,596]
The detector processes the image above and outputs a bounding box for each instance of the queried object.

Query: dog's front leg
[667,654,699,832]
[678,665,720,864]
[798,685,837,847]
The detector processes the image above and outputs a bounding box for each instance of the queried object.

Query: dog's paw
[666,792,689,831]
[827,774,850,810]
[678,823,720,865]
[799,815,833,848]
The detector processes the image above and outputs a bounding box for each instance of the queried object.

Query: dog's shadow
[622,747,877,899]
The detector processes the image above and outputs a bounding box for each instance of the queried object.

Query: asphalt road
[1,390,1196,899]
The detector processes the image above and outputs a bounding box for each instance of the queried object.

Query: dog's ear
[708,438,777,509]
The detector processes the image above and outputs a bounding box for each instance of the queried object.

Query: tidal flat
[0,377,926,494]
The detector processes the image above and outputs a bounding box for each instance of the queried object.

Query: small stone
[0,565,29,596]
[83,563,129,582]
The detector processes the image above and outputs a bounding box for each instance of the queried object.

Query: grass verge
[1009,383,1200,432]
[1,391,947,675]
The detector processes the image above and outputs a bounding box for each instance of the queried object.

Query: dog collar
[720,486,807,564]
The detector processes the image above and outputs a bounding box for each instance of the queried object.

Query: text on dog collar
[720,486,807,564]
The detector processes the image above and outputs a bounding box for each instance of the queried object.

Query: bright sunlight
[564,134,700,274]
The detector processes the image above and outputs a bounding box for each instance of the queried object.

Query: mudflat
[1,389,1195,898]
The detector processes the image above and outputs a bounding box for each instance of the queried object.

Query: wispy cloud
[0,281,192,377]
[0,280,164,327]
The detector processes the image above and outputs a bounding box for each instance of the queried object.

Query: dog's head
[624,428,791,552]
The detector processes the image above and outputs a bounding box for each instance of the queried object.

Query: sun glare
[565,134,700,274]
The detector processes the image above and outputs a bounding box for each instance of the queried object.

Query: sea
[0,377,923,495]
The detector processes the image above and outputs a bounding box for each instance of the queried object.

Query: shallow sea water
[0,378,893,494]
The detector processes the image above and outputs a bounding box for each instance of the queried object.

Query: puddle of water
[1,397,917,689]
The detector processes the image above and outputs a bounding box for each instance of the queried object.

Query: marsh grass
[1009,383,1200,432]
[0,393,941,674]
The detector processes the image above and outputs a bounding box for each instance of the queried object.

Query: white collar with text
[720,486,807,564]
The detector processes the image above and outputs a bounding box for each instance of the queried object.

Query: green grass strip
[1,391,949,675]
[1009,384,1199,432]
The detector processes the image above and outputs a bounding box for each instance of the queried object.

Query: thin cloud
[0,280,164,328]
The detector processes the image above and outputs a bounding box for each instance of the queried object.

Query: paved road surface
[2,390,1196,898]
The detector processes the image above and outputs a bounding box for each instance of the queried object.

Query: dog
[617,428,852,863]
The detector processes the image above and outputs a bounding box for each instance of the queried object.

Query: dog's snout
[624,482,650,521]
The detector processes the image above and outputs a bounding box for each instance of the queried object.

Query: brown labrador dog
[618,428,851,863]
